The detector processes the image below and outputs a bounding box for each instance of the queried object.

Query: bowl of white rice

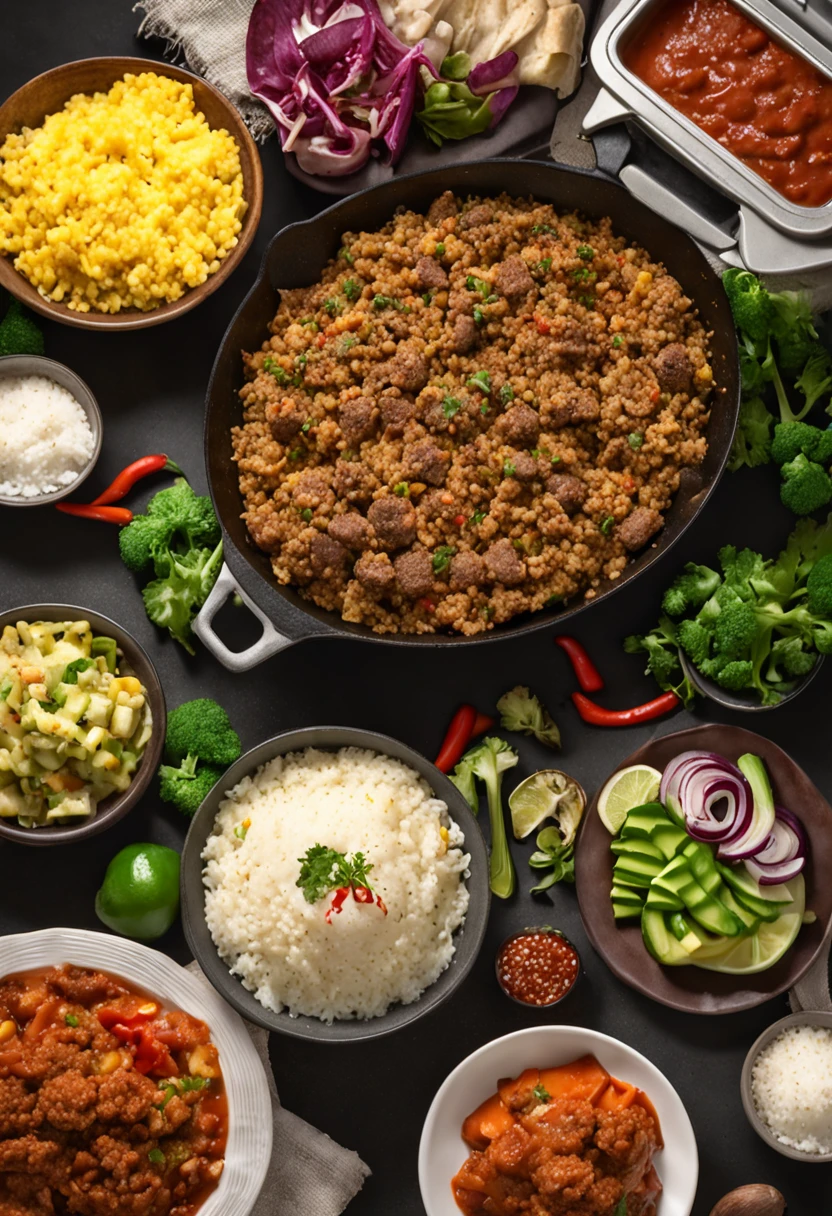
[180,726,490,1042]
[0,355,101,506]
[741,1010,832,1161]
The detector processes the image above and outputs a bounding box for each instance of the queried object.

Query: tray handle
[618,165,738,253]
[193,563,293,672]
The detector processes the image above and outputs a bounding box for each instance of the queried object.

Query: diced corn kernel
[95,1051,124,1075]
[0,1020,17,1044]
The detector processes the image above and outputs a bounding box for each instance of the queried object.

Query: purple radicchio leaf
[467,50,520,96]
[486,84,519,129]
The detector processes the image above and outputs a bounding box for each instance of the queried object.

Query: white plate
[419,1025,698,1216]
[0,928,273,1216]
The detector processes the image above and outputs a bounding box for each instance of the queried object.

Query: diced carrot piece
[597,1078,638,1111]
[497,1068,540,1107]
[461,1092,516,1150]
[538,1054,609,1105]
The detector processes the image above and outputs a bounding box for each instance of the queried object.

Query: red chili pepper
[352,885,374,904]
[55,503,133,525]
[375,893,388,916]
[554,636,605,693]
[533,314,551,335]
[471,711,495,738]
[91,454,184,505]
[325,887,350,924]
[650,385,660,403]
[571,690,680,726]
[453,514,466,527]
[435,704,477,773]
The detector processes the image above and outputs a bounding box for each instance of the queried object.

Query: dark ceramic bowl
[0,604,165,845]
[180,726,490,1042]
[575,724,832,1014]
[679,651,825,712]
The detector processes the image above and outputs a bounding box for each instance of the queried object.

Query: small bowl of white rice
[0,355,102,506]
[741,1010,832,1161]
[180,726,490,1043]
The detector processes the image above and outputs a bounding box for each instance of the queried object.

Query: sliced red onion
[660,750,717,817]
[744,805,807,884]
[745,854,805,885]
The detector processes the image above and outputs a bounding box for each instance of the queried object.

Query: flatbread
[379,0,585,97]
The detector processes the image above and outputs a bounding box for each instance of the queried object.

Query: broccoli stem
[484,773,515,899]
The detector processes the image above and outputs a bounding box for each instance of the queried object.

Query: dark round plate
[575,724,832,1014]
[180,726,490,1042]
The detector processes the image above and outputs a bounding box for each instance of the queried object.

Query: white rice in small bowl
[750,1023,832,1156]
[201,746,470,1023]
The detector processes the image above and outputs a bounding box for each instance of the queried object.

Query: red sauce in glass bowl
[496,929,580,1007]
[623,0,832,209]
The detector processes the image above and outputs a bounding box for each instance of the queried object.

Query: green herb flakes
[338,246,355,264]
[393,481,410,497]
[499,383,515,405]
[600,515,615,535]
[435,242,445,256]
[433,545,456,574]
[148,1149,166,1167]
[576,245,595,260]
[65,1014,79,1027]
[612,335,624,348]
[342,279,361,302]
[442,395,462,419]
[628,432,644,450]
[538,258,552,273]
[467,370,492,395]
[503,459,516,478]
[532,1083,551,1104]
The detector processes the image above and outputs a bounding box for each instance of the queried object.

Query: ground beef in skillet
[394,551,434,597]
[266,397,305,444]
[233,191,713,635]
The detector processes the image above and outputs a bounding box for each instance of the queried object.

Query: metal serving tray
[584,0,832,271]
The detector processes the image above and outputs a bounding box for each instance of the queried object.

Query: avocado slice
[716,862,791,921]
[619,803,670,838]
[641,909,695,965]
[613,853,664,888]
[611,836,666,863]
[645,884,684,912]
[653,856,743,936]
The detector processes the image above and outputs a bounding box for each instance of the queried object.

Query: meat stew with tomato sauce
[0,965,227,1216]
[453,1054,662,1216]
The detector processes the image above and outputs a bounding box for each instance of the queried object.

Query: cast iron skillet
[196,159,740,670]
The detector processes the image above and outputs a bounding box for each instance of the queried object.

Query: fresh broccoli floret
[0,297,45,356]
[165,699,242,768]
[451,738,518,898]
[795,353,832,415]
[806,553,832,618]
[718,546,765,600]
[118,515,171,574]
[496,686,560,748]
[780,453,832,517]
[766,636,817,682]
[120,480,223,653]
[147,481,221,549]
[722,269,773,343]
[623,616,696,706]
[770,421,825,466]
[713,600,757,660]
[661,562,721,616]
[677,619,712,668]
[814,427,832,465]
[158,756,224,817]
[714,660,754,691]
[728,396,773,471]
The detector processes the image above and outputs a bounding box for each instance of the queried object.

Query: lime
[692,876,805,975]
[95,843,181,942]
[509,770,585,840]
[597,764,662,835]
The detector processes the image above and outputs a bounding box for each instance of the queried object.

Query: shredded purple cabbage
[246,0,437,176]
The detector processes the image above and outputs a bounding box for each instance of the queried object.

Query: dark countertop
[1,4,829,1214]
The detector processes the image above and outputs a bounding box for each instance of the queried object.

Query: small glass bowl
[496,926,582,1009]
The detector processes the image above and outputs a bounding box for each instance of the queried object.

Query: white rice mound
[0,375,94,498]
[751,1024,832,1154]
[201,746,470,1022]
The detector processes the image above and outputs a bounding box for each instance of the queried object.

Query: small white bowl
[419,1025,698,1216]
[0,928,273,1216]
[0,354,102,506]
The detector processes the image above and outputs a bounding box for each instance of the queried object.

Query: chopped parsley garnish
[614,1197,628,1216]
[600,515,615,535]
[467,370,492,395]
[503,459,516,478]
[432,545,457,574]
[473,307,485,326]
[338,246,355,264]
[466,275,491,297]
[295,353,307,370]
[612,335,623,348]
[301,420,312,433]
[263,356,289,385]
[435,242,445,256]
[339,335,358,354]
[480,403,489,415]
[576,245,595,260]
[156,1074,208,1111]
[422,290,434,306]
[571,268,594,282]
[499,383,515,405]
[471,509,487,525]
[530,449,541,459]
[581,295,595,308]
[65,1013,79,1027]
[551,455,562,464]
[288,449,302,461]
[373,294,406,311]
[545,594,563,607]
[300,507,313,521]
[342,278,361,301]
[148,1149,166,1166]
[442,395,463,419]
[628,432,644,450]
[393,481,410,497]
[297,845,374,904]
[323,298,339,316]
[532,1082,551,1103]
[538,258,552,272]
[532,223,557,235]
[300,317,319,331]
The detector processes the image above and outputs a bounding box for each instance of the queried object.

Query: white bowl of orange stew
[0,928,272,1216]
[419,1026,698,1216]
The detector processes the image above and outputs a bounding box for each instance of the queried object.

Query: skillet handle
[193,563,293,672]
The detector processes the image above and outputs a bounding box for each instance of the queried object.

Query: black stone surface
[2,4,830,1214]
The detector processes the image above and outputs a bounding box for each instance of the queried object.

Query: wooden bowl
[0,57,263,331]
[575,725,832,1014]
